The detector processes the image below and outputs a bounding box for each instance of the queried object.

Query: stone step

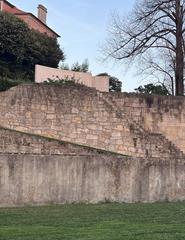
[99,93,185,158]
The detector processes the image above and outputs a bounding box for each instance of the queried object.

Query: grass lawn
[0,203,185,240]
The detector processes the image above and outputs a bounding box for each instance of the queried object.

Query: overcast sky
[10,0,143,92]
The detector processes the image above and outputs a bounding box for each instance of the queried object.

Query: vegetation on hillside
[60,59,89,73]
[44,76,85,87]
[135,83,170,96]
[0,77,27,92]
[0,12,64,81]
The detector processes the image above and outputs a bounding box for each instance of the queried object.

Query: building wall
[17,15,56,38]
[0,0,23,14]
[35,65,109,92]
[1,1,57,38]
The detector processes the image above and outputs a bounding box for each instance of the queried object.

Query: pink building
[0,0,59,38]
[35,65,109,92]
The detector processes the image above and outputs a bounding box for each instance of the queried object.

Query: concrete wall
[1,153,185,206]
[35,65,109,92]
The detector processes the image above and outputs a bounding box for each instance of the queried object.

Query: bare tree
[104,0,185,96]
[138,48,175,95]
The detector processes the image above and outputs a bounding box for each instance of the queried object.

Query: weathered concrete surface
[1,153,185,206]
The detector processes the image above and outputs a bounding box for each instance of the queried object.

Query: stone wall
[0,84,184,159]
[103,93,185,153]
[0,127,103,155]
[0,127,185,206]
[1,85,185,205]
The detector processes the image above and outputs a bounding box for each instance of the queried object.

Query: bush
[0,77,25,92]
[44,76,84,87]
[0,12,65,81]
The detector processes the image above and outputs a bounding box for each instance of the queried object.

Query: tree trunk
[171,77,175,96]
[175,0,184,96]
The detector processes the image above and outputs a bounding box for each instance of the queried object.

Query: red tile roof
[1,0,60,37]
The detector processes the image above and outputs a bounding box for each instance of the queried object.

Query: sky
[10,0,143,92]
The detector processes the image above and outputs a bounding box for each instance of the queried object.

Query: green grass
[0,203,185,239]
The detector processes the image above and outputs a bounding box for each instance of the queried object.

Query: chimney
[0,1,3,11]
[37,4,47,24]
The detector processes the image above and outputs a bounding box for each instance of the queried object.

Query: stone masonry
[0,84,184,158]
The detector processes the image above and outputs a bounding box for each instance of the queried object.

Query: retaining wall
[0,84,183,158]
[0,128,185,206]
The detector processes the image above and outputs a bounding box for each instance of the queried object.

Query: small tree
[135,83,170,95]
[71,59,89,72]
[0,12,30,78]
[60,59,89,73]
[137,49,175,95]
[60,63,70,70]
[23,30,65,79]
[0,12,65,81]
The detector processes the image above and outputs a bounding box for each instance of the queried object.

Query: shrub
[0,77,25,92]
[0,12,65,81]
[44,76,84,87]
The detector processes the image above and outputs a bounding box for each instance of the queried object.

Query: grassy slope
[0,203,185,240]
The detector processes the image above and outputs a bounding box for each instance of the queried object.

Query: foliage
[0,203,185,239]
[0,12,29,62]
[104,0,185,95]
[0,77,26,92]
[135,83,170,95]
[97,73,122,92]
[44,76,84,87]
[60,59,89,73]
[137,50,175,96]
[109,76,122,92]
[71,59,89,72]
[23,30,65,78]
[0,12,30,79]
[0,12,64,81]
[60,63,70,70]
